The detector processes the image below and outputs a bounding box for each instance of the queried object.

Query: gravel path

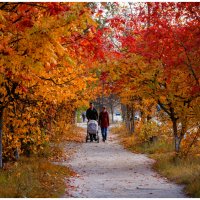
[62,123,186,198]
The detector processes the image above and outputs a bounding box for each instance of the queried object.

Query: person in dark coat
[81,111,86,122]
[99,106,109,142]
[86,102,98,141]
[86,102,98,121]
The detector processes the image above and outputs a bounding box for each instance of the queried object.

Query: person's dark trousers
[90,133,96,141]
[101,127,108,141]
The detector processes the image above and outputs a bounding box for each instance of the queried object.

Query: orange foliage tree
[0,3,101,166]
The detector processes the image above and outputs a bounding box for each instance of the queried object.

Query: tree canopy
[0,2,199,164]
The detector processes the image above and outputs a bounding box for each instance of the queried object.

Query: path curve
[62,123,186,198]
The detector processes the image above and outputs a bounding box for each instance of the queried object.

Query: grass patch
[114,124,200,197]
[132,139,173,155]
[0,156,74,198]
[153,154,200,197]
[0,125,84,198]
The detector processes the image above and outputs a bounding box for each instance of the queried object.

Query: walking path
[62,123,186,198]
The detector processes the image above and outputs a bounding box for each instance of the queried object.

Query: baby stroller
[86,120,99,143]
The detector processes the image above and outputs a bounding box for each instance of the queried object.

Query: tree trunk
[147,3,151,28]
[130,120,134,133]
[110,104,114,123]
[0,108,3,168]
[14,148,19,160]
[175,135,182,153]
[72,109,77,124]
[130,106,134,134]
[96,96,101,114]
[125,105,135,134]
[141,111,145,123]
[126,105,130,131]
[147,114,151,121]
[121,104,126,122]
[172,118,182,153]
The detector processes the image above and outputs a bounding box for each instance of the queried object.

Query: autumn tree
[98,2,200,153]
[0,2,101,166]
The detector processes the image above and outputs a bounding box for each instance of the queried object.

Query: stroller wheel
[86,137,88,143]
[96,136,99,143]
